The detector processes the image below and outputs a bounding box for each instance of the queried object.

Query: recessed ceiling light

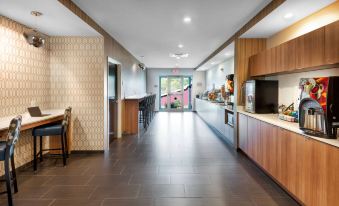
[183,16,191,23]
[178,44,184,48]
[211,62,216,65]
[224,52,232,56]
[284,13,294,19]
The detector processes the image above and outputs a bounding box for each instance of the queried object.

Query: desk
[123,94,152,134]
[0,109,72,153]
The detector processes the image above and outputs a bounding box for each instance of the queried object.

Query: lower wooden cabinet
[260,121,278,179]
[238,113,339,206]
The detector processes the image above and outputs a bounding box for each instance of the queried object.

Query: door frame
[159,75,192,112]
[104,57,122,151]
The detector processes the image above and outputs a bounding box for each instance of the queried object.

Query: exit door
[160,76,192,112]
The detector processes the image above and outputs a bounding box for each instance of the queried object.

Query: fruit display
[208,91,217,101]
[226,74,234,95]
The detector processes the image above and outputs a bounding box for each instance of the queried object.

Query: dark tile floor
[0,112,299,206]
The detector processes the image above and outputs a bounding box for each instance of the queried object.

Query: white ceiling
[0,0,100,36]
[72,0,271,68]
[197,42,235,71]
[242,0,335,38]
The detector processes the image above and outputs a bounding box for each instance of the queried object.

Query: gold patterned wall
[0,16,105,175]
[0,16,51,172]
[49,37,105,151]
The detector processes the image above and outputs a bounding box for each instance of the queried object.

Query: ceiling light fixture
[224,52,232,56]
[178,44,184,48]
[183,16,191,23]
[170,53,189,60]
[283,13,294,19]
[211,62,217,65]
[23,11,46,48]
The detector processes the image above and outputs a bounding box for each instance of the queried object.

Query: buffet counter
[237,106,339,206]
[237,106,339,148]
[195,98,234,144]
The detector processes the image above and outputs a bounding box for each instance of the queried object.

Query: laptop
[27,107,50,117]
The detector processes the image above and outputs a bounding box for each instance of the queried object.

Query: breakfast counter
[237,106,339,148]
[195,98,234,144]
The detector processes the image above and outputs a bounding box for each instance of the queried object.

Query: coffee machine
[299,77,339,139]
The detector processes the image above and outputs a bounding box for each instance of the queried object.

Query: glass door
[168,77,183,111]
[160,76,192,112]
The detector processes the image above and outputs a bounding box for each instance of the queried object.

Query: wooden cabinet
[238,113,248,153]
[265,47,276,74]
[248,20,339,76]
[247,117,261,163]
[325,20,339,64]
[238,113,339,206]
[249,51,266,76]
[296,27,325,69]
[276,128,298,194]
[275,40,296,72]
[260,121,278,178]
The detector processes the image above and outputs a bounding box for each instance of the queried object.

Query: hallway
[1,112,298,206]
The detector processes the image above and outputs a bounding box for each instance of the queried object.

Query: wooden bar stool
[0,116,22,206]
[32,107,71,171]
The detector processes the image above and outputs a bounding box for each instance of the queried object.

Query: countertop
[237,106,339,148]
[195,98,234,112]
[0,109,65,132]
[124,94,153,101]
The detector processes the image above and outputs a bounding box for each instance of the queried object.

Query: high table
[0,109,72,153]
[123,94,152,135]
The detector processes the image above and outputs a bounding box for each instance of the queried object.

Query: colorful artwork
[299,77,329,112]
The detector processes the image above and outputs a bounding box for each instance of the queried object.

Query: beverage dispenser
[299,77,339,139]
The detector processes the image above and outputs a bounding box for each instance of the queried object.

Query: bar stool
[151,94,156,119]
[0,116,22,206]
[139,99,146,124]
[32,107,71,171]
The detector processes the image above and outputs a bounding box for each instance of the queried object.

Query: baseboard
[71,150,104,154]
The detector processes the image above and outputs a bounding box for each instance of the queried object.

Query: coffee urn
[299,77,339,139]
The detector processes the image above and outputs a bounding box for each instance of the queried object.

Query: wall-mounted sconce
[138,63,146,70]
[139,56,146,70]
[220,67,224,72]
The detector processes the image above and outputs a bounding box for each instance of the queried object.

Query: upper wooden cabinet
[249,51,266,76]
[325,20,339,64]
[249,20,338,76]
[276,39,296,72]
[295,27,325,69]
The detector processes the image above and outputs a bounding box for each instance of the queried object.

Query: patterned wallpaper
[49,37,105,150]
[0,16,51,172]
[0,17,105,175]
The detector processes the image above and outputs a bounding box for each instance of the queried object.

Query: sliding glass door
[160,76,192,112]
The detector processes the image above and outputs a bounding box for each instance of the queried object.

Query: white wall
[121,63,147,98]
[206,57,234,90]
[266,68,339,106]
[146,68,206,111]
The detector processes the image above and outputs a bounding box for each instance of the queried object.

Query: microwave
[245,80,278,114]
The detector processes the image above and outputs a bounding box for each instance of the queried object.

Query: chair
[151,94,156,119]
[0,115,22,206]
[139,99,146,124]
[32,107,72,171]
